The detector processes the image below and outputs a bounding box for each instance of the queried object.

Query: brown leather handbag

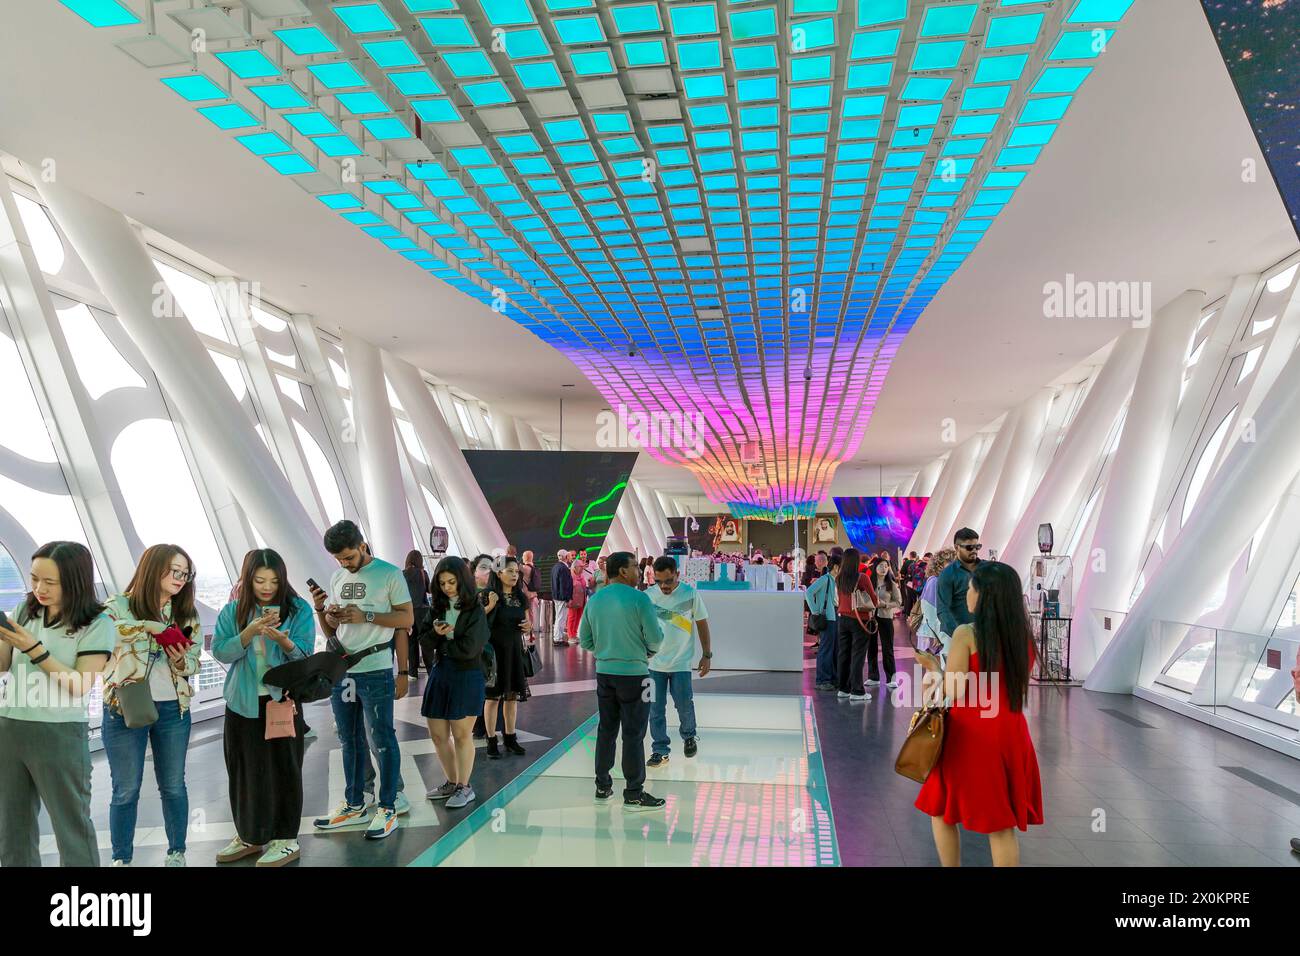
[894,705,947,783]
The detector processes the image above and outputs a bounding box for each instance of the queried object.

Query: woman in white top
[0,541,115,866]
[868,559,902,689]
[101,544,204,867]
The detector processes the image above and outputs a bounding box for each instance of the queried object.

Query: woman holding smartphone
[422,556,490,810]
[482,555,532,759]
[101,544,204,867]
[0,541,114,866]
[211,549,315,867]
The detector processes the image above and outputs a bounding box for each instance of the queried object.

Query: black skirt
[223,696,306,845]
[485,616,531,702]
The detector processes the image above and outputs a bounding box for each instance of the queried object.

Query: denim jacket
[212,596,315,719]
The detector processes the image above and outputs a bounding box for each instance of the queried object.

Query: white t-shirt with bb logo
[330,558,411,675]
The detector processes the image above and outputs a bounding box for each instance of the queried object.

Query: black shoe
[684,737,698,758]
[647,753,668,769]
[503,733,525,756]
[595,786,614,802]
[485,735,501,759]
[1291,837,1300,855]
[624,792,666,812]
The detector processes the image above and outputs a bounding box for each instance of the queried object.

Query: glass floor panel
[410,694,838,867]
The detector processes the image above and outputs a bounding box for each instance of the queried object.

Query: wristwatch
[364,611,375,624]
[397,670,410,677]
[701,651,713,660]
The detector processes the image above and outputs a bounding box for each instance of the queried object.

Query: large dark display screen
[833,497,929,556]
[462,450,638,595]
[1201,0,1300,238]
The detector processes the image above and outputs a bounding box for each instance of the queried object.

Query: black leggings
[867,615,897,682]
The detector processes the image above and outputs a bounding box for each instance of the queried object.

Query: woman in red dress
[915,560,1042,866]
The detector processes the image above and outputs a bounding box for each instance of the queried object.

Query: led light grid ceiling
[68,0,1131,518]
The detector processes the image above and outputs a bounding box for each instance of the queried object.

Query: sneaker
[684,737,698,758]
[815,682,836,692]
[595,786,614,802]
[886,677,901,689]
[255,840,300,868]
[850,692,872,702]
[364,807,399,840]
[164,851,186,867]
[111,860,130,867]
[304,727,318,740]
[647,753,669,769]
[426,781,457,801]
[215,837,263,864]
[445,784,476,810]
[552,639,566,646]
[624,792,666,812]
[865,678,880,687]
[1291,837,1300,855]
[485,735,501,759]
[394,791,411,816]
[836,690,850,699]
[313,801,371,830]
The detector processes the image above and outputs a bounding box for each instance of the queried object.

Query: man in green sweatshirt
[578,551,666,811]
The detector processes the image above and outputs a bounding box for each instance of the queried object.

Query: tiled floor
[37,635,1300,867]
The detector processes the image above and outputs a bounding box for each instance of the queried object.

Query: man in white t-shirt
[646,556,712,768]
[308,521,413,841]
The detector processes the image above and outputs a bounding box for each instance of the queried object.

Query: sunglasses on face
[959,544,982,553]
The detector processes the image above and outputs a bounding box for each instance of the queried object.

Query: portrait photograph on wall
[811,514,839,546]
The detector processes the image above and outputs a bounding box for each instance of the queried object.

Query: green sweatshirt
[577,582,663,675]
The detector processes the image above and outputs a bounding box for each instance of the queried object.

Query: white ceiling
[0,0,1295,502]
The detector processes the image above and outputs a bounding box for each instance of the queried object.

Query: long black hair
[431,556,478,615]
[488,555,527,606]
[836,547,862,597]
[969,561,1032,712]
[19,541,104,634]
[234,548,301,630]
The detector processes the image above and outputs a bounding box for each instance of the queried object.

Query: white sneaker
[394,791,411,816]
[313,801,371,830]
[164,851,186,867]
[364,807,399,841]
[112,860,130,867]
[215,837,263,864]
[255,840,301,867]
[886,677,901,689]
[836,690,850,699]
[850,692,872,702]
[865,678,880,687]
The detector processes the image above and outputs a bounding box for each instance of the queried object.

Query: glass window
[109,418,231,610]
[55,302,147,400]
[277,374,306,410]
[293,421,345,525]
[250,305,289,333]
[1180,407,1236,526]
[13,195,65,274]
[397,418,427,464]
[0,323,61,463]
[153,260,232,343]
[0,543,26,612]
[454,399,478,440]
[209,349,248,402]
[265,346,298,369]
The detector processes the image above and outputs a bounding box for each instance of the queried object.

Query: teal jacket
[577,582,663,676]
[212,595,315,718]
[805,573,837,622]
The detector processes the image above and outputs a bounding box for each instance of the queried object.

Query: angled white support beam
[341,331,415,564]
[923,433,983,553]
[489,410,521,450]
[982,388,1054,555]
[940,417,1011,549]
[1088,333,1300,693]
[905,453,952,555]
[1002,325,1145,581]
[514,419,543,450]
[1073,291,1204,676]
[33,175,330,585]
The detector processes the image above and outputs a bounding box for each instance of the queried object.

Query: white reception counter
[696,589,804,672]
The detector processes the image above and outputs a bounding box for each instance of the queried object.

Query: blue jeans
[815,618,838,684]
[331,669,400,811]
[102,700,191,863]
[649,670,697,757]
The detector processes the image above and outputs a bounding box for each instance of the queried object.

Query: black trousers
[224,697,307,845]
[835,616,870,695]
[595,673,650,799]
[867,615,897,681]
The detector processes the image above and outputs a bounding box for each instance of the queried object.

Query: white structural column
[626,480,663,555]
[33,176,329,583]
[940,419,1012,547]
[1002,326,1146,580]
[922,434,982,552]
[489,411,521,450]
[635,480,672,542]
[341,331,415,563]
[383,352,508,554]
[982,388,1054,554]
[914,457,944,497]
[905,453,953,555]
[514,419,543,450]
[1088,335,1300,693]
[603,511,634,555]
[1226,469,1300,634]
[467,402,495,449]
[1073,292,1204,676]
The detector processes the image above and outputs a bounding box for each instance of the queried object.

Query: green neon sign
[558,479,627,540]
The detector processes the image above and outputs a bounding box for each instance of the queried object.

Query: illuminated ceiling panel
[60,0,1131,518]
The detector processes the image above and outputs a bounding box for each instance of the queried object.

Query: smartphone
[306,578,320,591]
[478,590,491,608]
[0,608,9,630]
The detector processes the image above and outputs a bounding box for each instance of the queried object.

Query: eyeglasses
[169,568,195,582]
[958,544,983,553]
